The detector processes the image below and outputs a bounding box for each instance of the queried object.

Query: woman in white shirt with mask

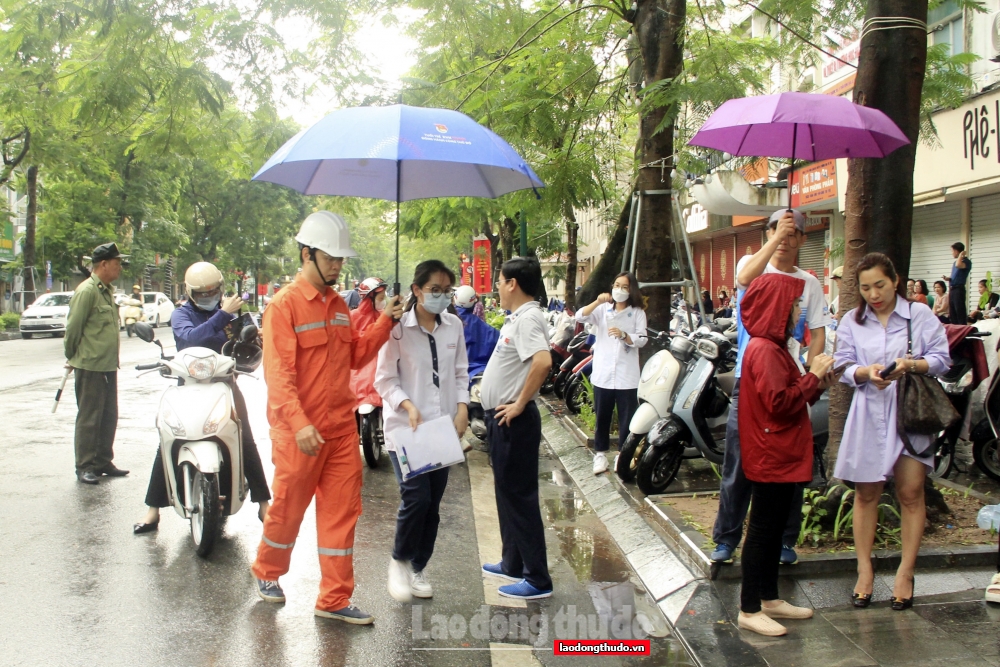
[576,272,648,474]
[375,260,470,604]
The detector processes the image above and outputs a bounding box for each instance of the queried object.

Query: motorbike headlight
[203,394,228,435]
[696,339,719,360]
[641,352,665,383]
[184,353,217,380]
[160,400,186,437]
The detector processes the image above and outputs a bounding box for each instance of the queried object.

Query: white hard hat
[454,285,478,309]
[185,262,224,293]
[295,211,358,258]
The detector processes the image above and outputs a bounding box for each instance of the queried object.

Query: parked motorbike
[971,335,1000,483]
[133,321,260,557]
[358,403,384,468]
[122,297,143,337]
[931,328,990,479]
[553,330,594,399]
[564,355,593,415]
[468,373,487,442]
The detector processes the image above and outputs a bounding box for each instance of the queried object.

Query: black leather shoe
[99,465,130,477]
[891,576,915,611]
[852,593,872,608]
[133,522,158,534]
[77,470,100,485]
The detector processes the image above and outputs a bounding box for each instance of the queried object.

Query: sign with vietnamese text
[683,203,709,233]
[472,237,492,294]
[790,160,837,208]
[0,218,13,263]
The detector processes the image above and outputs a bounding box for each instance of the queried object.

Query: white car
[139,292,175,328]
[19,292,73,339]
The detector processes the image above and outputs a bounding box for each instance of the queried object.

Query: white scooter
[134,322,254,557]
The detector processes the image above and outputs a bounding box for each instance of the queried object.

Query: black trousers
[388,451,450,572]
[741,481,797,613]
[74,369,118,473]
[486,402,552,591]
[592,386,638,452]
[144,381,270,507]
[950,285,967,325]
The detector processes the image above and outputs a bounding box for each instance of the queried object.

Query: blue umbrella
[253,104,544,293]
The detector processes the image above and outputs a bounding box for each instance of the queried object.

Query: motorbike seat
[717,370,737,396]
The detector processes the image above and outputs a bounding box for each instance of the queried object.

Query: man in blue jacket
[454,285,500,378]
[133,262,272,533]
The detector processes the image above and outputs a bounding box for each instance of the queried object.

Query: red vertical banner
[472,237,492,294]
[459,253,471,286]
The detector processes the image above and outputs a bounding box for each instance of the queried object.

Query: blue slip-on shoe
[314,604,375,625]
[482,562,519,582]
[498,579,553,600]
[710,543,735,563]
[779,545,798,565]
[256,578,285,603]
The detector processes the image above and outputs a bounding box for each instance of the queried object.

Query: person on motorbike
[454,285,500,379]
[133,261,272,533]
[350,277,389,425]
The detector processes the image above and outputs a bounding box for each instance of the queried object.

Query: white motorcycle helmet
[454,285,478,309]
[295,211,358,259]
[185,262,225,293]
[358,277,387,300]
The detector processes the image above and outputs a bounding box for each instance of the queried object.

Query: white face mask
[375,298,386,312]
[421,292,450,315]
[612,288,630,303]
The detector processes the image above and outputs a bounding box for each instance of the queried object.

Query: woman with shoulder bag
[832,253,950,611]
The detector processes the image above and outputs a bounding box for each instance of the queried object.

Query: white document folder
[387,415,465,480]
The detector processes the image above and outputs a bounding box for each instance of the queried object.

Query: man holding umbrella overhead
[252,211,402,624]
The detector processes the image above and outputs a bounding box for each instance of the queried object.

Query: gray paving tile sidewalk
[537,399,1000,667]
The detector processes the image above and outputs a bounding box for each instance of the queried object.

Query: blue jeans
[711,380,804,549]
[388,451,450,572]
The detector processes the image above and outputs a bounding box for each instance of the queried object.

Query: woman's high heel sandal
[852,592,872,608]
[891,576,915,611]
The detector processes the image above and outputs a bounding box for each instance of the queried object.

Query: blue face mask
[421,292,450,315]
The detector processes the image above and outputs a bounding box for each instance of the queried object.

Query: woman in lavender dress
[833,253,950,610]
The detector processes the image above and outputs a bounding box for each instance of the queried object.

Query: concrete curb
[0,331,22,341]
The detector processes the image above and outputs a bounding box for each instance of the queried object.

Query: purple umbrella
[688,91,910,161]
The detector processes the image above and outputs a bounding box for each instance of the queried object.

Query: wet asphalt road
[0,334,692,667]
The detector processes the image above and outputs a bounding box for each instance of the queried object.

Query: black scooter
[971,334,1000,483]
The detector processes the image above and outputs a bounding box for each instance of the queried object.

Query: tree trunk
[578,194,633,306]
[829,0,928,471]
[633,0,686,329]
[23,165,37,295]
[564,206,578,310]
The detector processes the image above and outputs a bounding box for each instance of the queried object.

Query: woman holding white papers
[374,260,470,604]
[575,271,648,475]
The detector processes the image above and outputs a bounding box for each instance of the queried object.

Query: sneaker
[314,604,374,625]
[779,545,798,565]
[593,452,608,475]
[738,611,787,637]
[986,573,1000,603]
[710,543,735,563]
[761,600,813,619]
[411,569,433,598]
[387,558,414,603]
[256,578,285,603]
[498,579,553,600]
[482,562,520,582]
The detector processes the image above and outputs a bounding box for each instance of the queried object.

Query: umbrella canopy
[253,104,544,200]
[688,91,910,160]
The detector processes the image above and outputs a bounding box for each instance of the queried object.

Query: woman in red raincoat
[737,273,835,637]
[351,277,389,412]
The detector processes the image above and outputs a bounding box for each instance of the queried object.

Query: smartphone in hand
[879,361,897,379]
[833,364,849,379]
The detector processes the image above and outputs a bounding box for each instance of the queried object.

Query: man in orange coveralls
[252,210,402,625]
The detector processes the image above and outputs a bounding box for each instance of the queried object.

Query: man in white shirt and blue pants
[479,257,554,600]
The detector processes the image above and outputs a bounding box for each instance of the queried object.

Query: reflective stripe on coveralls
[318,547,354,556]
[263,536,295,549]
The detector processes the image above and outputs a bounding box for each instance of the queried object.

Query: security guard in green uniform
[64,243,130,485]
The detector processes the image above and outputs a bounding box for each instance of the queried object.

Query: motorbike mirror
[239,323,259,343]
[134,322,155,343]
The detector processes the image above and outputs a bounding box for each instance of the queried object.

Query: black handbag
[896,319,959,457]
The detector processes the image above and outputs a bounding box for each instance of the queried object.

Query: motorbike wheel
[635,436,686,496]
[361,412,383,469]
[973,438,1000,482]
[540,367,557,395]
[553,370,570,399]
[930,436,952,479]
[187,464,221,558]
[565,376,589,415]
[616,432,647,483]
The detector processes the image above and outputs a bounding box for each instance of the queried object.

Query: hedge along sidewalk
[537,403,714,647]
